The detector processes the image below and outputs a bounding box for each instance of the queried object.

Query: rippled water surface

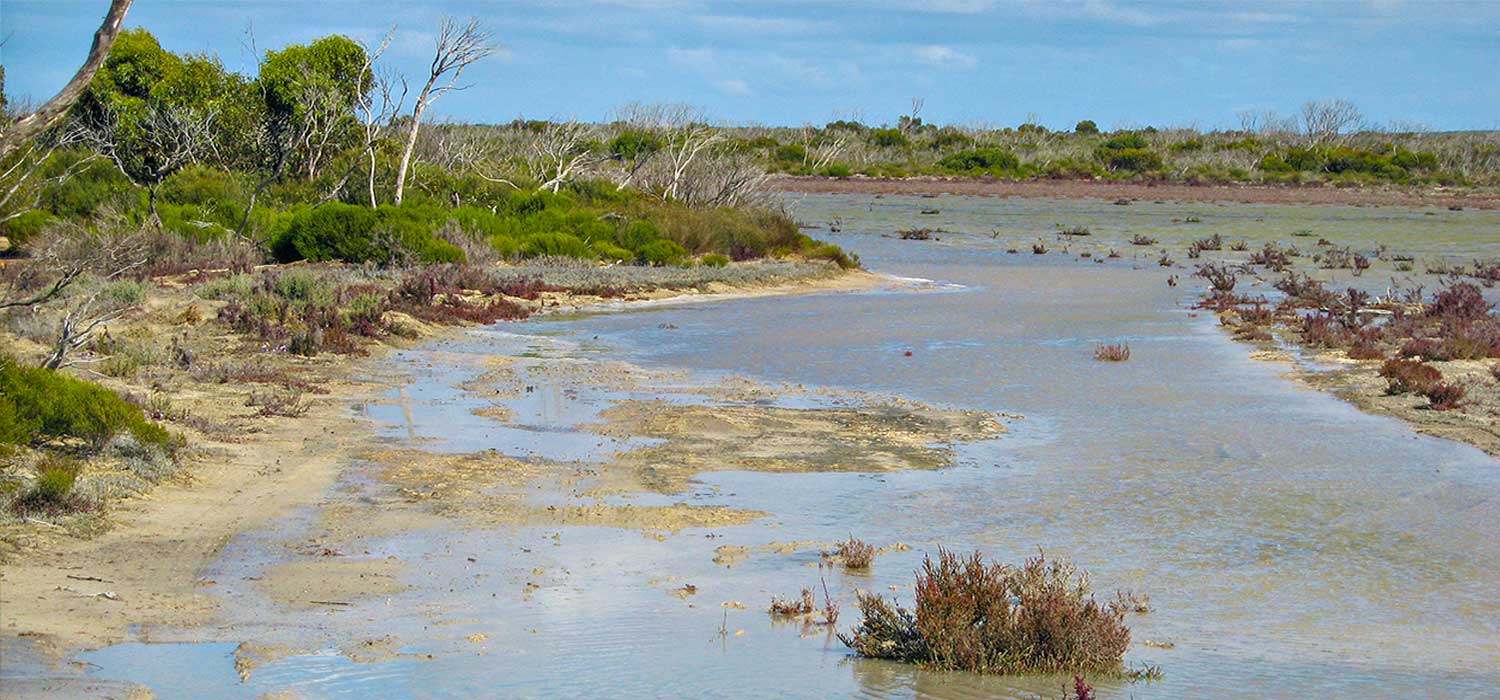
[80,195,1500,698]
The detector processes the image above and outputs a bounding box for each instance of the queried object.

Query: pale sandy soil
[0,266,892,666]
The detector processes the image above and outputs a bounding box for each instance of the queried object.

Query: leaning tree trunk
[391,83,434,206]
[0,0,134,159]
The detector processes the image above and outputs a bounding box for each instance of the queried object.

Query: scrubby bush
[272,203,381,262]
[1423,382,1466,410]
[522,232,593,259]
[841,549,1131,675]
[867,128,909,148]
[1100,148,1163,173]
[937,148,1020,174]
[1379,358,1443,395]
[11,455,94,516]
[638,239,688,266]
[829,537,875,569]
[0,210,54,250]
[0,355,174,450]
[700,253,730,267]
[1074,120,1100,135]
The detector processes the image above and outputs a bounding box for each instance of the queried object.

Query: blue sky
[3,1,1498,131]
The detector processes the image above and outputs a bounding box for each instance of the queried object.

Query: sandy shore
[770,175,1500,210]
[0,267,890,661]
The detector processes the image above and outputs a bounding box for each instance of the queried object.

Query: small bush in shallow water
[1094,343,1131,362]
[770,589,816,616]
[829,537,875,570]
[840,550,1131,675]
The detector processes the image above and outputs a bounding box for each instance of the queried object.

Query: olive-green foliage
[1098,132,1150,151]
[608,131,663,161]
[700,253,730,267]
[0,355,174,450]
[937,148,1020,174]
[1258,145,1441,181]
[522,232,593,259]
[257,34,368,165]
[0,210,53,248]
[773,143,807,166]
[32,458,79,504]
[157,166,249,240]
[271,203,464,264]
[74,29,256,186]
[273,203,380,262]
[638,239,688,266]
[868,128,909,148]
[1100,148,1164,173]
[38,151,139,219]
[1074,120,1100,135]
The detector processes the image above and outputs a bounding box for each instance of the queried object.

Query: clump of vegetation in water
[826,537,875,570]
[840,549,1132,676]
[1094,343,1131,362]
[770,588,816,616]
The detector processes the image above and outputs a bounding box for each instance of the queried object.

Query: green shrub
[11,455,90,516]
[867,128,909,148]
[819,163,853,177]
[1324,147,1406,179]
[638,239,688,266]
[1074,120,1100,135]
[39,151,138,218]
[196,273,255,300]
[937,148,1020,174]
[773,143,807,166]
[1100,133,1149,151]
[522,232,592,259]
[272,268,338,307]
[1100,148,1163,173]
[0,355,174,450]
[700,253,730,268]
[927,129,973,151]
[593,241,633,262]
[273,203,381,262]
[160,166,246,206]
[33,459,78,503]
[614,220,660,251]
[0,210,54,249]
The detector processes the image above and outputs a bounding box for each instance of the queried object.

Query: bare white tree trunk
[393,17,495,205]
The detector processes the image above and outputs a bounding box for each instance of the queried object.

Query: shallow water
[77,194,1500,698]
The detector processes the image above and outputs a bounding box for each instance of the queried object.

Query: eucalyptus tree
[392,17,496,205]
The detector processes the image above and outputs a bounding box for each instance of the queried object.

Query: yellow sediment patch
[256,557,409,609]
[591,400,1006,493]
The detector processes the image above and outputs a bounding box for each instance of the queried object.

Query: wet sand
[0,267,889,663]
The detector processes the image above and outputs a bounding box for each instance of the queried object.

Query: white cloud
[666,47,715,70]
[914,45,977,69]
[716,78,752,96]
[1079,0,1170,27]
[694,15,827,34]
